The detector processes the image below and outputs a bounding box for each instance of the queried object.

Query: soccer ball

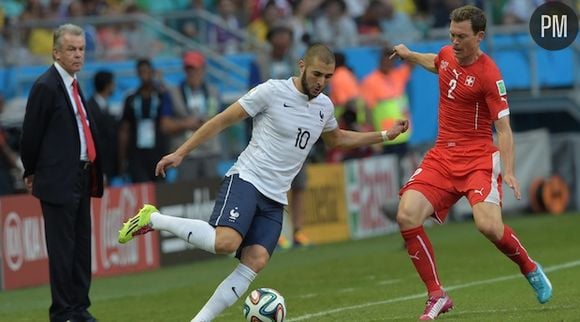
[242,287,286,322]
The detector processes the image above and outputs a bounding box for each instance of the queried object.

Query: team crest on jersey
[440,60,449,71]
[496,80,507,96]
[465,75,476,87]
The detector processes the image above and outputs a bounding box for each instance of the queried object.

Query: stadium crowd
[0,0,577,196]
[2,0,576,65]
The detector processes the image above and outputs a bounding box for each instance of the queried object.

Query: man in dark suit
[87,70,118,184]
[20,23,103,322]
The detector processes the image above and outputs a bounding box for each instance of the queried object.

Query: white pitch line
[287,259,580,322]
[364,304,578,321]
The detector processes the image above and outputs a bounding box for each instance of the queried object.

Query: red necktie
[72,79,96,162]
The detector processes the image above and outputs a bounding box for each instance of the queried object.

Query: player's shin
[492,225,536,274]
[151,213,216,253]
[401,226,443,295]
[191,264,257,322]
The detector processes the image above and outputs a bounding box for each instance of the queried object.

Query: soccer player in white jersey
[118,44,409,322]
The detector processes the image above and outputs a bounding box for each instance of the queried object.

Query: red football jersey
[434,45,509,148]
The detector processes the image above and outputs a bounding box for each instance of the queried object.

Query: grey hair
[53,24,84,50]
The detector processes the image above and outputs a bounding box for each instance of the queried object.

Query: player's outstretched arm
[390,44,438,74]
[321,119,409,149]
[155,102,249,177]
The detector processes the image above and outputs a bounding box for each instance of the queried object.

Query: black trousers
[41,164,92,322]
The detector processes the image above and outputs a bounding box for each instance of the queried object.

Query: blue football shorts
[209,174,284,259]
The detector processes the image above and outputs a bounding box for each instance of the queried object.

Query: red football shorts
[399,145,503,223]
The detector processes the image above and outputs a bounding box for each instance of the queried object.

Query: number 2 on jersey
[447,79,457,99]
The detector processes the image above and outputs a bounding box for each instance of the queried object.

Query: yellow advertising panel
[299,164,350,244]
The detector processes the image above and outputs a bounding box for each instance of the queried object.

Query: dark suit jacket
[21,65,104,204]
[87,95,119,179]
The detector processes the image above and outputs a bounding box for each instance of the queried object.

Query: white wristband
[381,130,389,142]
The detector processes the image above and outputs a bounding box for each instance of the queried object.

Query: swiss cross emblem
[465,75,475,87]
[440,60,449,71]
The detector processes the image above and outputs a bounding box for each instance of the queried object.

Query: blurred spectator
[67,0,102,60]
[97,23,129,60]
[344,0,369,18]
[327,52,374,162]
[247,0,286,45]
[313,0,359,50]
[46,0,68,19]
[0,94,24,195]
[287,0,323,57]
[248,0,293,21]
[208,0,243,54]
[502,0,544,25]
[87,70,119,183]
[103,0,127,14]
[391,0,418,15]
[357,0,386,45]
[175,0,207,41]
[379,0,421,45]
[164,51,222,181]
[124,4,165,58]
[361,46,413,155]
[255,25,296,81]
[0,6,5,28]
[21,0,53,62]
[82,0,110,16]
[329,52,361,110]
[1,18,37,67]
[431,0,467,28]
[118,58,172,183]
[411,0,435,37]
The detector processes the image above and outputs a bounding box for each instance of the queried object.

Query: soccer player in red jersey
[390,5,552,320]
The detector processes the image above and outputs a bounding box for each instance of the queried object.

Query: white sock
[191,264,257,322]
[150,212,216,253]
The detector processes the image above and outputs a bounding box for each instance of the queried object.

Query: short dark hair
[266,25,293,43]
[93,70,114,93]
[136,58,152,70]
[303,43,335,65]
[450,5,486,34]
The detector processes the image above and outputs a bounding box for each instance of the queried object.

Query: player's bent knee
[396,190,433,229]
[240,245,270,273]
[215,239,240,254]
[396,203,422,228]
[476,221,503,241]
[472,203,504,241]
[474,215,503,240]
[215,227,243,254]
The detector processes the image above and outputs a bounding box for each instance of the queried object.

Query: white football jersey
[227,78,338,204]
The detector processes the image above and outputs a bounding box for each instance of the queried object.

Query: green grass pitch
[1,213,579,321]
